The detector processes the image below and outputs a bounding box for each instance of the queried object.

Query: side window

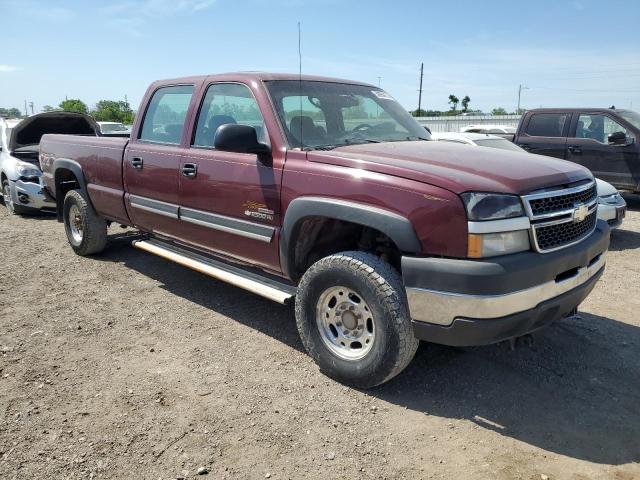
[139,85,194,144]
[281,96,327,146]
[193,83,265,148]
[576,114,628,143]
[525,113,568,137]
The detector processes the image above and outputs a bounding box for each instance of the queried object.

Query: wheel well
[54,168,80,221]
[290,217,402,281]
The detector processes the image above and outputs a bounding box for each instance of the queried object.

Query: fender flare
[52,158,90,221]
[280,196,422,280]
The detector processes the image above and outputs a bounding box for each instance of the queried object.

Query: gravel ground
[1,199,639,480]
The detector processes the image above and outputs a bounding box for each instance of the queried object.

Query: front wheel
[2,179,33,215]
[295,251,418,388]
[63,190,108,256]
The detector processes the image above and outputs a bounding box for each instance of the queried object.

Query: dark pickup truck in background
[514,107,640,192]
[39,73,609,387]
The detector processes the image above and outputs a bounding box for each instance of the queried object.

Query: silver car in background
[1,112,99,215]
[432,132,627,229]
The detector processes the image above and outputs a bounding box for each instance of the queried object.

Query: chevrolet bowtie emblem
[572,203,589,223]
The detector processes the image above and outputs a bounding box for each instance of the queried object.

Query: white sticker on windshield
[372,90,394,100]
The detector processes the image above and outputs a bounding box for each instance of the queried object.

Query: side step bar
[132,239,297,304]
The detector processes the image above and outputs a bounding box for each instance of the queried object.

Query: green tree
[0,107,22,117]
[491,107,508,115]
[59,99,88,114]
[461,95,471,113]
[91,100,134,124]
[42,105,60,112]
[448,94,459,112]
[410,108,429,117]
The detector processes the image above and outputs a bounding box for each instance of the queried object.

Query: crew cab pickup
[40,73,610,388]
[514,107,640,192]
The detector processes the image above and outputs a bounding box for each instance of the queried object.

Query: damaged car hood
[9,112,99,152]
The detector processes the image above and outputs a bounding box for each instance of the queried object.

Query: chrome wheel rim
[2,183,14,214]
[68,204,83,243]
[315,286,375,360]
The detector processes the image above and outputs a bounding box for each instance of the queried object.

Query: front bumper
[403,220,610,346]
[11,178,56,210]
[598,198,626,229]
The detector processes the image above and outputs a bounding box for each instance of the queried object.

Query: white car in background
[432,132,627,228]
[97,121,131,135]
[1,112,99,215]
[461,125,517,135]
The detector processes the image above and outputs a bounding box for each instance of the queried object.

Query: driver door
[177,82,282,272]
[567,113,635,189]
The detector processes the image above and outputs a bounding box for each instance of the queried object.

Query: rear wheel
[63,190,108,256]
[295,251,418,388]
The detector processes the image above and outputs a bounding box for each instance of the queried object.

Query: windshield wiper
[405,136,430,141]
[344,138,381,144]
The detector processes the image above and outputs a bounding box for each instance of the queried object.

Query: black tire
[295,251,419,388]
[2,179,34,215]
[62,190,108,256]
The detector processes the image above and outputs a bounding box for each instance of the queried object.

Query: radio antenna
[298,21,303,149]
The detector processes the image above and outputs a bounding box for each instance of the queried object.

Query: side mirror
[608,131,627,146]
[214,124,271,160]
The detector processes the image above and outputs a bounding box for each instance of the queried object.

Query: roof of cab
[151,72,377,88]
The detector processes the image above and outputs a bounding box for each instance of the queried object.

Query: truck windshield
[265,80,429,149]
[618,110,640,130]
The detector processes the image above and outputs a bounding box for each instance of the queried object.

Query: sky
[1,0,639,115]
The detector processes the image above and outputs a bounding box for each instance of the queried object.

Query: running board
[132,239,297,304]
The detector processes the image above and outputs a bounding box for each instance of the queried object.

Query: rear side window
[139,85,194,144]
[525,113,568,137]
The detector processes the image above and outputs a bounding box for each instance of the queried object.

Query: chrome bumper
[11,179,55,210]
[597,201,626,228]
[406,252,606,327]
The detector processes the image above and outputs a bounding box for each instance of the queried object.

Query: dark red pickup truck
[39,73,609,387]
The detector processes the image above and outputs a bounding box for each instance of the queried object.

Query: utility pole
[24,99,28,117]
[517,84,529,114]
[29,102,34,115]
[417,63,424,115]
[377,76,382,87]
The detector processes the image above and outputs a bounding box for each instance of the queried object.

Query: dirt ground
[1,199,639,480]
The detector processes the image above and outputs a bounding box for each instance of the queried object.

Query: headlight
[468,230,530,258]
[460,192,524,221]
[15,162,42,178]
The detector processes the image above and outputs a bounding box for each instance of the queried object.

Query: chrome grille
[534,210,597,251]
[522,181,598,253]
[528,183,597,216]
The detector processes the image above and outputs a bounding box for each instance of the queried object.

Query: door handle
[130,157,143,169]
[181,163,198,178]
[567,145,582,154]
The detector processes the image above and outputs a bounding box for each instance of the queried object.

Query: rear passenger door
[124,85,195,238]
[518,112,569,159]
[177,82,282,272]
[567,113,635,189]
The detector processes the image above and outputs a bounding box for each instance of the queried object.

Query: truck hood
[307,141,592,195]
[9,112,99,153]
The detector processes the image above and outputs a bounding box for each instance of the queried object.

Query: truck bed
[40,134,131,224]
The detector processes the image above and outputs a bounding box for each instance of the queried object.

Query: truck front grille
[533,210,597,251]
[522,181,598,253]
[528,183,597,216]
